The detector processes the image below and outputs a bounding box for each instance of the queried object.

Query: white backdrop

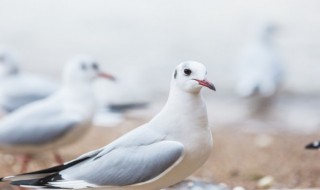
[0,0,319,100]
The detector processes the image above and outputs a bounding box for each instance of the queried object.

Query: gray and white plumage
[0,55,115,154]
[235,23,284,115]
[0,102,79,146]
[106,102,148,113]
[236,23,284,98]
[0,49,58,112]
[1,61,215,190]
[94,80,148,114]
[93,102,148,127]
[93,77,149,126]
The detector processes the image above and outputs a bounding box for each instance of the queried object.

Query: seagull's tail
[305,140,320,150]
[0,156,90,188]
[10,173,70,189]
[1,165,63,183]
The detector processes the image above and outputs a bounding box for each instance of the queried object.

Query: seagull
[93,77,149,127]
[0,61,216,190]
[305,141,320,150]
[235,22,284,115]
[0,49,58,113]
[93,102,148,127]
[0,55,115,173]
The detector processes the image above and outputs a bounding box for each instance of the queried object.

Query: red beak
[194,79,216,91]
[98,72,116,81]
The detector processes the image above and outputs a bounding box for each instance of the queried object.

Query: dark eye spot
[184,68,192,76]
[174,69,177,79]
[92,63,99,70]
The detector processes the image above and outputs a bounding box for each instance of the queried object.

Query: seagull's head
[172,61,215,93]
[63,55,115,85]
[0,50,19,77]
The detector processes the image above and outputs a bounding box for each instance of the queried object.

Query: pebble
[2,154,15,165]
[166,180,230,190]
[254,134,273,148]
[257,175,274,189]
[233,186,245,190]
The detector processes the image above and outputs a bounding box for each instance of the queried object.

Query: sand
[0,118,319,190]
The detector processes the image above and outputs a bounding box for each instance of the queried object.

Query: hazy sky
[0,0,319,96]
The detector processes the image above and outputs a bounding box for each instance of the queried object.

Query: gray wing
[55,140,184,188]
[1,94,50,112]
[0,102,81,146]
[3,127,184,189]
[0,74,58,112]
[107,102,148,113]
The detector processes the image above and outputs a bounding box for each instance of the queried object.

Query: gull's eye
[92,63,99,70]
[184,68,192,76]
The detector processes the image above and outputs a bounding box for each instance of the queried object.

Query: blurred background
[0,0,320,189]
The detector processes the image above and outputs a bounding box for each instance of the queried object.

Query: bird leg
[19,155,31,173]
[53,152,64,165]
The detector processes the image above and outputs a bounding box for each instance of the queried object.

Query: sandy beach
[1,126,319,190]
[0,98,319,190]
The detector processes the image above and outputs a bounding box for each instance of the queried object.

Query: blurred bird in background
[235,22,284,117]
[93,77,149,127]
[93,101,148,127]
[0,55,115,173]
[305,140,320,150]
[0,48,58,114]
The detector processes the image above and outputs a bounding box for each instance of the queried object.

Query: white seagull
[0,49,58,113]
[0,61,215,190]
[235,23,284,115]
[0,55,115,173]
[93,77,149,127]
[93,103,148,127]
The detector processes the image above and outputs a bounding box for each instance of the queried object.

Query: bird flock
[0,50,216,190]
[0,22,318,190]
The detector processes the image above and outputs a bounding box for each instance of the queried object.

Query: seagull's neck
[59,82,96,118]
[63,81,92,92]
[166,86,203,111]
[62,82,95,102]
[151,84,208,132]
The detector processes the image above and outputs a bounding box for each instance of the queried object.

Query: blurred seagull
[0,61,215,190]
[0,49,58,113]
[93,78,149,127]
[0,55,115,173]
[93,102,148,127]
[305,140,320,150]
[235,22,284,115]
[106,102,148,113]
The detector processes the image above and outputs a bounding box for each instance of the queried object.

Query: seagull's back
[0,91,88,154]
[0,73,58,112]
